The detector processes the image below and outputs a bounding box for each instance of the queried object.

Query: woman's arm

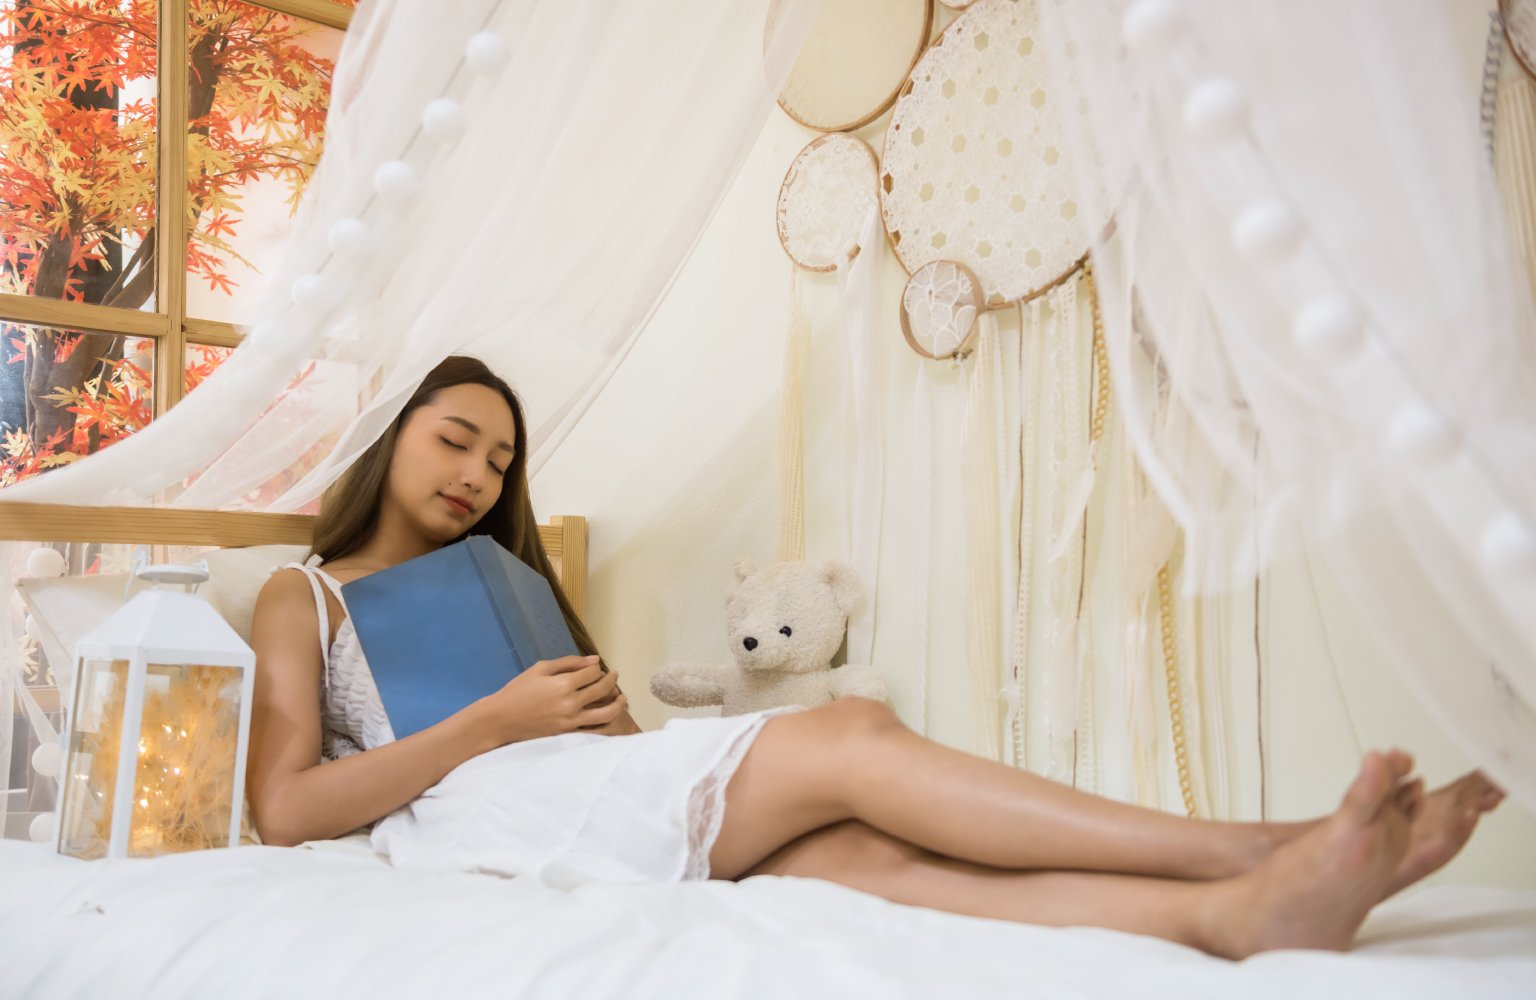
[246,570,497,846]
[246,570,628,847]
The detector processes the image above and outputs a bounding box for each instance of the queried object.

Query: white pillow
[18,544,311,685]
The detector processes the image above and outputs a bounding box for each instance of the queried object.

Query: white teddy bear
[649,558,888,715]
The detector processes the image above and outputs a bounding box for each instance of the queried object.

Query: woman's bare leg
[742,819,1237,952]
[710,698,1388,881]
[735,751,1419,958]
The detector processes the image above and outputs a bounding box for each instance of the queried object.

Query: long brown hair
[308,355,600,659]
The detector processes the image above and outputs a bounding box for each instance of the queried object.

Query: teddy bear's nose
[743,637,758,652]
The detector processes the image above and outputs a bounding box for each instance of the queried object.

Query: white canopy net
[0,0,818,836]
[1041,0,1536,808]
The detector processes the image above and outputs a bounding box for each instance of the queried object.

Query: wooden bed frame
[1,503,586,718]
[0,502,588,617]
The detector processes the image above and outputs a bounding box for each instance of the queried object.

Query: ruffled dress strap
[277,554,345,694]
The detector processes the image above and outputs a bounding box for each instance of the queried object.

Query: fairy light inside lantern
[55,554,255,860]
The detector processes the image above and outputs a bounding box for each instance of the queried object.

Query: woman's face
[387,382,518,543]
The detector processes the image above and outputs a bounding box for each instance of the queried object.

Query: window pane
[185,2,343,323]
[183,342,232,395]
[0,324,154,488]
[0,1,158,310]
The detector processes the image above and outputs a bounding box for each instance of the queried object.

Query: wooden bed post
[548,515,587,619]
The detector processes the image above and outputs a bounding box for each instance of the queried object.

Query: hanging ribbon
[1494,45,1536,304]
[1010,296,1045,770]
[1042,278,1088,784]
[840,205,885,666]
[912,360,933,735]
[777,266,810,563]
[962,312,1005,761]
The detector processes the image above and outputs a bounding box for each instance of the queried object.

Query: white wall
[533,0,1534,888]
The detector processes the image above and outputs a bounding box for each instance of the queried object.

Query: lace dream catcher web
[777,133,881,272]
[880,0,1115,307]
[900,259,982,360]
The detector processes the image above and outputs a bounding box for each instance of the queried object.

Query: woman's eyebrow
[443,415,515,454]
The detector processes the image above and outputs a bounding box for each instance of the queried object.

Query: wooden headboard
[0,503,588,617]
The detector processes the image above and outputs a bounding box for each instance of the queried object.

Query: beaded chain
[1083,261,1112,447]
[1158,564,1198,817]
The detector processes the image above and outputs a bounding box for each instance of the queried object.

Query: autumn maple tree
[0,0,339,486]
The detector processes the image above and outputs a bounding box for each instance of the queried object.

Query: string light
[75,661,242,858]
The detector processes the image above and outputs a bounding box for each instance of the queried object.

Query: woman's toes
[1342,752,1393,824]
[1394,778,1425,822]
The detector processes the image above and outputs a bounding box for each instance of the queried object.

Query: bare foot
[1379,771,1505,901]
[1207,750,1414,959]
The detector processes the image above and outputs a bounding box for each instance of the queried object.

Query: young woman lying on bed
[246,354,1505,961]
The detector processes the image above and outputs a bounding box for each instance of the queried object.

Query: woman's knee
[815,695,904,738]
[744,819,925,881]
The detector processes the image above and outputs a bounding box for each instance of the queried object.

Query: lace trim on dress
[682,707,799,881]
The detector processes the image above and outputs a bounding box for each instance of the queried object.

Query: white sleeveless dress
[282,555,807,888]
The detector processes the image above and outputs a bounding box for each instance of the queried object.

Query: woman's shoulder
[256,565,317,611]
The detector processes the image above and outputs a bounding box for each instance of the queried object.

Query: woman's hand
[471,655,630,746]
[575,677,644,736]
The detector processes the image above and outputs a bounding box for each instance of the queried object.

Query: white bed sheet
[0,838,1532,999]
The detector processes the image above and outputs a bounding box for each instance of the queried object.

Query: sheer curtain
[0,0,819,834]
[1041,0,1536,808]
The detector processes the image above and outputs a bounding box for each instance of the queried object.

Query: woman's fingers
[575,666,619,696]
[577,691,628,727]
[536,654,601,675]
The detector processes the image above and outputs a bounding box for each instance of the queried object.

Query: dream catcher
[776,0,933,132]
[774,133,884,678]
[770,0,936,678]
[771,0,1202,807]
[877,0,1139,783]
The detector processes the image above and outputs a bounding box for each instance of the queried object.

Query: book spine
[470,540,526,671]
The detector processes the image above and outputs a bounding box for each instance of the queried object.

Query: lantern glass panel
[58,660,245,860]
[57,658,125,860]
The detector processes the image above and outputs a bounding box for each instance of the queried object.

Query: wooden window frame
[0,0,354,420]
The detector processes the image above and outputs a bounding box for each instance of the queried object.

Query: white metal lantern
[55,557,255,860]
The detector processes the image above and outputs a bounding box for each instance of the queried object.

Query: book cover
[340,535,581,740]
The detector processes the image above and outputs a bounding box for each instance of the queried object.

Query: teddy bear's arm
[649,662,730,708]
[830,664,888,702]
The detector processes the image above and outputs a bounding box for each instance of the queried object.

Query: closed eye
[442,436,507,476]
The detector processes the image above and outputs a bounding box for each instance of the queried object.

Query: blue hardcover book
[340,535,582,740]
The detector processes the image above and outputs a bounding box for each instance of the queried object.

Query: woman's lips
[440,494,473,515]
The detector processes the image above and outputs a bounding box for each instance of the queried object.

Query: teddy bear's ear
[821,560,864,615]
[731,558,757,586]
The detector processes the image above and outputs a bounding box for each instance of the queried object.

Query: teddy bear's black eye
[779,626,792,637]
